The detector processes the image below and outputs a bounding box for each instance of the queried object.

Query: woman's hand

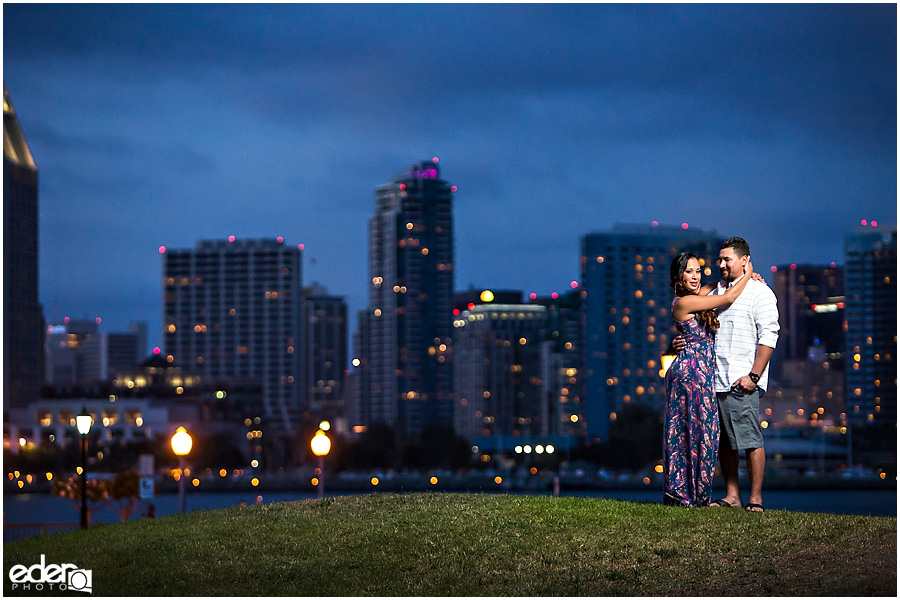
[744,260,767,284]
[744,260,754,279]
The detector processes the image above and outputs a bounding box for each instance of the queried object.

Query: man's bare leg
[715,435,742,508]
[745,447,765,511]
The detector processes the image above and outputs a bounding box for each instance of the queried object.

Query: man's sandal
[711,499,739,507]
[745,503,765,512]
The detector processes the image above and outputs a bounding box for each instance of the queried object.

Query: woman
[663,252,753,507]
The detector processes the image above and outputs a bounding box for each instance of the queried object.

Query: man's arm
[732,344,774,393]
[751,344,774,377]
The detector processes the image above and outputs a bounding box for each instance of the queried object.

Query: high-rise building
[843,225,896,426]
[45,319,98,384]
[765,263,846,429]
[163,238,304,435]
[83,329,147,382]
[304,284,348,429]
[532,289,585,438]
[130,321,148,359]
[354,160,455,438]
[771,264,844,376]
[453,301,548,442]
[3,84,44,412]
[452,288,583,455]
[581,224,720,441]
[348,309,373,431]
[453,288,523,312]
[46,319,147,385]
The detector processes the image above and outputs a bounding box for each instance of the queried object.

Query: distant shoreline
[4,470,894,496]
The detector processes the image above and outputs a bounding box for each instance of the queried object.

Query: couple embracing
[663,237,779,512]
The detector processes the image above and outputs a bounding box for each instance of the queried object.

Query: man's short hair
[721,236,750,257]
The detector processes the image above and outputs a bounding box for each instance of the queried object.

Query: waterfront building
[453,288,523,312]
[532,289,585,438]
[162,238,304,437]
[771,263,844,377]
[7,354,269,466]
[763,358,846,432]
[45,319,146,384]
[843,225,897,426]
[7,394,167,454]
[353,160,455,438]
[45,320,98,385]
[304,284,348,430]
[766,263,845,429]
[348,309,373,433]
[129,321,148,361]
[581,224,720,441]
[452,288,583,457]
[453,301,549,443]
[3,84,44,412]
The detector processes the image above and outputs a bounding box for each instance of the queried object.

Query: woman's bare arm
[672,261,754,321]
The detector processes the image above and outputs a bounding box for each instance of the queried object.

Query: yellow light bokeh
[311,430,332,456]
[171,426,193,456]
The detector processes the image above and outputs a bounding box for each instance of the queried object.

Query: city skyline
[3,3,896,352]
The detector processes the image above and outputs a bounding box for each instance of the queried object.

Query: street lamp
[310,429,332,499]
[171,426,193,513]
[75,406,93,529]
[660,340,678,376]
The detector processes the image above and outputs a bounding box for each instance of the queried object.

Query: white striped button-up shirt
[710,276,779,395]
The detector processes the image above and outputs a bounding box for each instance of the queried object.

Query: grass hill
[3,493,896,596]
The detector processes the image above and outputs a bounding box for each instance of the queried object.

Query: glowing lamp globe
[661,340,678,376]
[311,430,331,457]
[171,426,193,456]
[75,407,93,436]
[661,353,676,375]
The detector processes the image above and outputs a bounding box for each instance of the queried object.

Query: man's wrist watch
[748,372,760,385]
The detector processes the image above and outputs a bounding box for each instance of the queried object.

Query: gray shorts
[717,388,764,451]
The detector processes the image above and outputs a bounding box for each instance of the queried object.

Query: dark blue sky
[4,3,896,353]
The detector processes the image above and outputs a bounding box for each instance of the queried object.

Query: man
[709,237,779,511]
[675,237,779,511]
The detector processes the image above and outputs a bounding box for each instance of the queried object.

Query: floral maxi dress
[663,313,719,507]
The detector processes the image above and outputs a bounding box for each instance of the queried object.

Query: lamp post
[310,429,332,499]
[171,426,193,513]
[75,406,93,529]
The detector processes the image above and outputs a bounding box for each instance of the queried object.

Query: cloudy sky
[3,3,896,353]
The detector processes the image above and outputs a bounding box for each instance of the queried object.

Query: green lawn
[4,493,896,596]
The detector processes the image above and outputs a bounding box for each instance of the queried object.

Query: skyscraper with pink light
[353,160,455,438]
